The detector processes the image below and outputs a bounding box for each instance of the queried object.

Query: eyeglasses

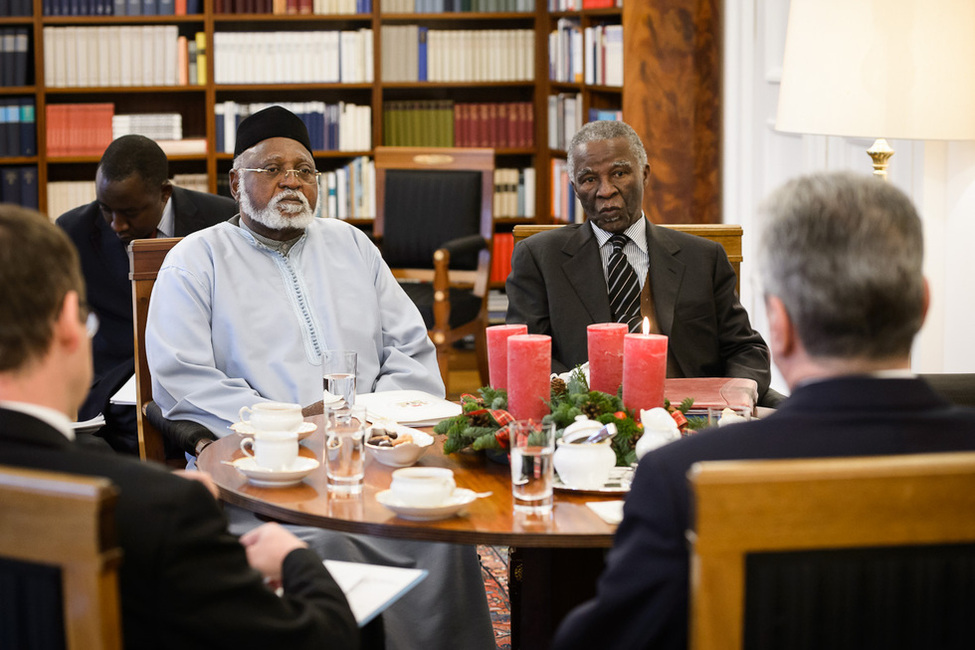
[238,166,321,185]
[86,312,100,338]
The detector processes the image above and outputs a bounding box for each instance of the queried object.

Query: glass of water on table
[323,349,357,407]
[509,419,556,515]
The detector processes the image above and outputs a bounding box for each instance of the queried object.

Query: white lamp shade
[776,0,975,141]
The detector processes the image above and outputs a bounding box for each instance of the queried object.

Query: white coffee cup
[389,467,456,507]
[239,402,303,433]
[240,431,299,471]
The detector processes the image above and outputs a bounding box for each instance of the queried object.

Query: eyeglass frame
[78,300,100,338]
[237,166,322,185]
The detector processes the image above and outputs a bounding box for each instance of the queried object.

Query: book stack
[585,24,622,87]
[172,173,208,192]
[487,288,507,324]
[0,28,29,87]
[214,0,370,14]
[43,26,182,87]
[549,0,621,9]
[382,100,453,147]
[547,92,582,151]
[1,166,38,209]
[46,103,114,157]
[216,101,371,153]
[493,167,535,219]
[381,26,533,83]
[318,156,375,220]
[46,180,95,220]
[43,0,200,15]
[588,107,622,122]
[213,29,373,84]
[550,158,583,224]
[453,102,533,149]
[0,0,32,15]
[549,18,582,83]
[0,98,36,157]
[489,233,514,285]
[112,113,182,141]
[384,0,531,11]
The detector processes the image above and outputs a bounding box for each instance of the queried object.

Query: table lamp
[775,0,975,180]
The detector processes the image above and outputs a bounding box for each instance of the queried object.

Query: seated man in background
[0,204,360,650]
[552,172,975,650]
[506,120,775,404]
[146,106,494,650]
[56,135,237,453]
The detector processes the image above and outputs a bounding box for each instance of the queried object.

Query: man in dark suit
[0,204,360,650]
[552,172,975,650]
[56,135,237,453]
[506,120,773,402]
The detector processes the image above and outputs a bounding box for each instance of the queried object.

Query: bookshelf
[0,0,721,231]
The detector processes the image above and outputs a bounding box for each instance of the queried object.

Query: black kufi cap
[234,106,313,158]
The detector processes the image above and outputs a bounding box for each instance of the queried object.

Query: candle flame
[642,317,650,334]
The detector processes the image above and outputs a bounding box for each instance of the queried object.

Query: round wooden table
[198,414,623,649]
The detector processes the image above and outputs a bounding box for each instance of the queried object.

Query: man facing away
[552,171,975,650]
[145,106,495,650]
[0,204,360,650]
[56,135,237,454]
[506,120,776,404]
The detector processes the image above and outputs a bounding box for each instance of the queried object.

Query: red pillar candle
[587,323,628,395]
[507,334,551,421]
[486,324,528,389]
[623,333,668,413]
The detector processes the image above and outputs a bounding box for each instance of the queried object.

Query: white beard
[238,185,316,232]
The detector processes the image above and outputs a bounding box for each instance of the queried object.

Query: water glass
[323,349,357,408]
[324,404,367,494]
[509,419,556,515]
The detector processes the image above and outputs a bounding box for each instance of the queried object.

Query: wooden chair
[373,146,495,393]
[0,465,122,650]
[511,223,744,293]
[688,452,975,650]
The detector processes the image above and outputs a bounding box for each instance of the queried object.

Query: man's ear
[160,179,174,205]
[765,294,795,359]
[229,169,240,202]
[55,290,85,353]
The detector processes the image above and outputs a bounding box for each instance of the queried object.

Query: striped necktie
[607,234,642,332]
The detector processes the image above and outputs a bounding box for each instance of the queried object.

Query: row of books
[454,102,534,149]
[382,0,531,12]
[318,156,375,220]
[43,26,187,88]
[46,180,95,222]
[549,20,622,87]
[214,0,369,13]
[0,0,32,15]
[1,28,29,88]
[548,92,583,151]
[380,26,533,83]
[213,30,373,84]
[548,0,621,9]
[0,98,36,158]
[550,157,584,224]
[493,167,535,219]
[113,113,183,141]
[42,0,199,16]
[215,101,372,153]
[488,233,513,284]
[46,103,114,157]
[1,166,38,210]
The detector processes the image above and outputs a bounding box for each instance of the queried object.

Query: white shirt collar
[590,213,649,253]
[0,400,75,441]
[157,195,175,238]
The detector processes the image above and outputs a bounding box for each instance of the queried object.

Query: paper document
[109,373,137,406]
[323,560,428,626]
[356,390,461,426]
[72,414,106,434]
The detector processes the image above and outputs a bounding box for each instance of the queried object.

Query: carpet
[478,545,511,649]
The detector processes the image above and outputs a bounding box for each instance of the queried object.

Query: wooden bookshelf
[1,0,721,228]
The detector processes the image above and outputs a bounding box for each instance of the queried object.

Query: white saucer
[375,488,479,521]
[553,466,634,494]
[229,456,320,487]
[229,421,316,441]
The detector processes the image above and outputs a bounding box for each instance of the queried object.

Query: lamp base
[867,138,894,181]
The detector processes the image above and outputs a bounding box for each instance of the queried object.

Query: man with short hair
[506,120,774,403]
[56,135,237,453]
[146,106,494,650]
[552,172,975,650]
[0,204,359,650]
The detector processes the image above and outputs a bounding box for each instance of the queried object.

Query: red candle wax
[507,334,551,421]
[622,333,668,413]
[486,324,528,389]
[587,323,628,395]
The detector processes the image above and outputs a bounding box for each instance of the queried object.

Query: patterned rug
[478,545,511,649]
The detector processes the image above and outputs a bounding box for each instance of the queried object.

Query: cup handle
[240,438,255,458]
[239,405,252,425]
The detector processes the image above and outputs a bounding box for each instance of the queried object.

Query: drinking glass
[324,404,367,494]
[509,419,556,515]
[323,349,357,408]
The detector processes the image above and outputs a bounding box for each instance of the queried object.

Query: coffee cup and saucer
[228,402,320,487]
[375,468,489,521]
[231,401,317,440]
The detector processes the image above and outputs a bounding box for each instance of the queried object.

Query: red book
[496,103,509,149]
[582,0,613,7]
[298,0,311,14]
[486,103,498,148]
[476,104,488,148]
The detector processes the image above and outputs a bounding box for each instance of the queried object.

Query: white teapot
[635,407,682,460]
[553,415,617,490]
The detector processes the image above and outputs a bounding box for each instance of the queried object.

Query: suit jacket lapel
[171,187,199,237]
[646,223,684,342]
[563,225,613,323]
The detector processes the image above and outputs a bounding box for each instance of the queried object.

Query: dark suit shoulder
[55,201,101,238]
[171,186,237,234]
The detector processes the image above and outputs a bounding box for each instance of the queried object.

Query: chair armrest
[144,401,216,456]
[438,234,488,269]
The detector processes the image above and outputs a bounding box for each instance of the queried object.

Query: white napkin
[586,500,625,525]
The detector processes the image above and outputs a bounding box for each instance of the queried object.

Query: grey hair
[567,121,647,180]
[757,171,925,360]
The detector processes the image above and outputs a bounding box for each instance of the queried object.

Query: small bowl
[365,423,435,468]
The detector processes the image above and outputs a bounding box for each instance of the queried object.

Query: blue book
[1,166,21,205]
[111,0,124,13]
[5,100,20,156]
[157,0,173,13]
[0,99,11,157]
[19,166,37,208]
[20,100,35,156]
[417,27,427,82]
[184,0,198,12]
[141,0,157,14]
[126,0,140,16]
